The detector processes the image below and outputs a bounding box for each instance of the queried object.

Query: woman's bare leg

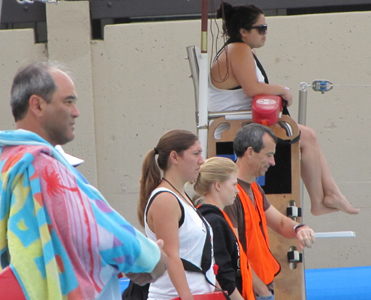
[298,124,359,215]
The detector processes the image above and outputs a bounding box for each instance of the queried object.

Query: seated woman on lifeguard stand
[208,2,359,216]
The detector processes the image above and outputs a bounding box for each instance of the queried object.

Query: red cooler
[252,94,282,126]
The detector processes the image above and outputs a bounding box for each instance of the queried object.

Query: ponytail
[138,148,162,227]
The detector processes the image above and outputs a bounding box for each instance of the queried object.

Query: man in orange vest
[224,123,315,300]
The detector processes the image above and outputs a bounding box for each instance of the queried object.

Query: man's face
[250,133,276,178]
[41,69,79,146]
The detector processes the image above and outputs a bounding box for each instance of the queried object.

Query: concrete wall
[0,1,370,270]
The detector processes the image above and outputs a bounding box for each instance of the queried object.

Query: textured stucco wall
[0,1,370,269]
[0,29,46,130]
[90,20,200,231]
[46,1,98,186]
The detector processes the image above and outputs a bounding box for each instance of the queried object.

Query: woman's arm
[148,192,194,300]
[228,43,292,106]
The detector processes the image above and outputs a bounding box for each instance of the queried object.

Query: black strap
[195,208,212,272]
[276,130,301,145]
[181,259,214,286]
[145,191,185,228]
[181,259,231,300]
[252,52,269,84]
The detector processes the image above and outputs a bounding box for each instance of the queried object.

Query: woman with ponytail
[138,129,215,300]
[209,2,359,216]
[195,157,255,300]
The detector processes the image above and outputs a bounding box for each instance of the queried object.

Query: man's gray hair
[10,61,68,122]
[233,123,277,157]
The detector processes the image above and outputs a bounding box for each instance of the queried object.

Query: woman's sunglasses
[250,24,268,35]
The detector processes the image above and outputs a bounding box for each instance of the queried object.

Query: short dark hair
[10,61,59,121]
[217,2,263,43]
[233,123,277,157]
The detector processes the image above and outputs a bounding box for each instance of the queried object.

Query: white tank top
[208,59,265,112]
[208,59,265,139]
[145,187,215,300]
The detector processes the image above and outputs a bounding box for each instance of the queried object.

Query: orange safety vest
[220,210,255,300]
[237,182,281,285]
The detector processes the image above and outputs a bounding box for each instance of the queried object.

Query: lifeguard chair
[186,45,304,300]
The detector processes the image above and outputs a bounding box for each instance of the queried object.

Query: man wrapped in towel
[0,62,168,300]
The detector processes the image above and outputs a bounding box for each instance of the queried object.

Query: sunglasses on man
[250,24,268,35]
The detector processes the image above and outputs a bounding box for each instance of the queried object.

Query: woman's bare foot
[310,205,337,216]
[323,193,360,215]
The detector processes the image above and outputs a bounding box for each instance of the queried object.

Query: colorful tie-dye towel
[0,129,160,300]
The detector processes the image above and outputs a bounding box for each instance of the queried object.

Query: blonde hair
[194,156,237,196]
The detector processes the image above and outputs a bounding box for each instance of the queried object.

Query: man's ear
[245,146,254,158]
[29,95,45,117]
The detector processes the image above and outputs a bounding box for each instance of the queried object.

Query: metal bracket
[300,80,333,94]
[286,200,302,221]
[311,80,333,94]
[287,246,302,269]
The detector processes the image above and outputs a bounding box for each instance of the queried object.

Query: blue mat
[305,266,371,300]
[120,266,371,299]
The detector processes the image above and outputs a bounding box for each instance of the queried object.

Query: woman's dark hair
[138,129,198,227]
[217,2,263,43]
